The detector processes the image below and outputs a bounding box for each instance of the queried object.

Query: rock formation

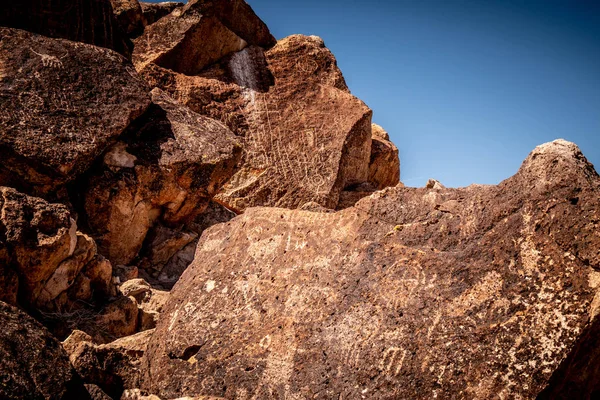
[142,140,600,399]
[0,301,90,399]
[0,0,132,58]
[140,2,184,26]
[111,0,145,36]
[0,27,150,195]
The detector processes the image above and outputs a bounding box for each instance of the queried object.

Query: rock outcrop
[140,2,184,26]
[0,301,90,399]
[0,27,150,195]
[142,140,600,399]
[133,0,275,75]
[369,123,400,189]
[140,35,375,211]
[0,186,114,311]
[111,0,145,36]
[80,88,241,266]
[0,0,132,58]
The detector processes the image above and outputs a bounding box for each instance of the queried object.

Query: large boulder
[133,0,275,75]
[140,35,374,210]
[81,88,241,266]
[111,0,145,36]
[0,301,90,399]
[0,0,132,58]
[0,28,150,195]
[0,186,113,310]
[142,140,600,399]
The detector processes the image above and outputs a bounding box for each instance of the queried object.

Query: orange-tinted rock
[140,1,184,26]
[81,88,241,265]
[0,28,150,195]
[133,0,275,75]
[0,0,132,58]
[142,140,600,399]
[369,123,400,189]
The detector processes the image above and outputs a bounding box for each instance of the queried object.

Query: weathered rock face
[140,2,184,26]
[0,301,90,399]
[369,123,400,189]
[0,186,113,310]
[111,0,145,36]
[0,0,132,58]
[0,28,150,195]
[65,329,154,399]
[142,140,600,399]
[81,88,241,265]
[140,35,374,210]
[133,0,275,75]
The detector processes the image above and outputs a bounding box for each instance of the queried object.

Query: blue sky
[152,0,600,187]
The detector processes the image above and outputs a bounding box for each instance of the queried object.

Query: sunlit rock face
[143,140,600,399]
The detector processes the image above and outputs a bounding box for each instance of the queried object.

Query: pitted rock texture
[140,2,184,26]
[81,88,241,265]
[133,0,275,75]
[0,186,113,310]
[0,0,132,58]
[142,140,600,399]
[0,301,90,399]
[369,123,400,189]
[0,28,150,195]
[140,35,373,210]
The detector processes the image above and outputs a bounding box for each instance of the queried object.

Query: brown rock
[138,225,198,275]
[111,0,145,36]
[115,265,140,284]
[83,255,117,299]
[66,329,154,399]
[133,0,275,75]
[141,35,372,210]
[95,296,139,342]
[82,88,241,265]
[0,0,132,58]
[368,123,400,189]
[0,28,150,195]
[142,140,600,399]
[0,301,90,399]
[426,178,445,189]
[140,1,183,26]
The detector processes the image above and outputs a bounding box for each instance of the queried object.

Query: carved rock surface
[0,0,132,58]
[143,140,600,399]
[141,35,373,210]
[369,123,400,189]
[82,88,241,265]
[0,28,150,194]
[140,1,184,26]
[0,301,90,399]
[65,329,154,399]
[133,0,275,75]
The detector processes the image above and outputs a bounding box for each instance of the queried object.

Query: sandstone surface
[0,28,150,195]
[143,140,600,399]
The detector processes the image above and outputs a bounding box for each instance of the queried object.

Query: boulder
[0,28,150,195]
[95,296,140,342]
[111,0,145,36]
[118,278,170,330]
[0,186,114,310]
[368,123,400,189]
[133,0,275,75]
[140,35,373,210]
[0,0,132,58]
[65,329,154,399]
[140,2,184,26]
[142,140,600,399]
[0,301,90,399]
[81,88,241,265]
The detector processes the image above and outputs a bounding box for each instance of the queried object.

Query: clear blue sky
[153,0,600,187]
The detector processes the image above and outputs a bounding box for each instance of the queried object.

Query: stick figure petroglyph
[30,48,66,69]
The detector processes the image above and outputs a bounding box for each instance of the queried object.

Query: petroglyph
[30,48,65,69]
